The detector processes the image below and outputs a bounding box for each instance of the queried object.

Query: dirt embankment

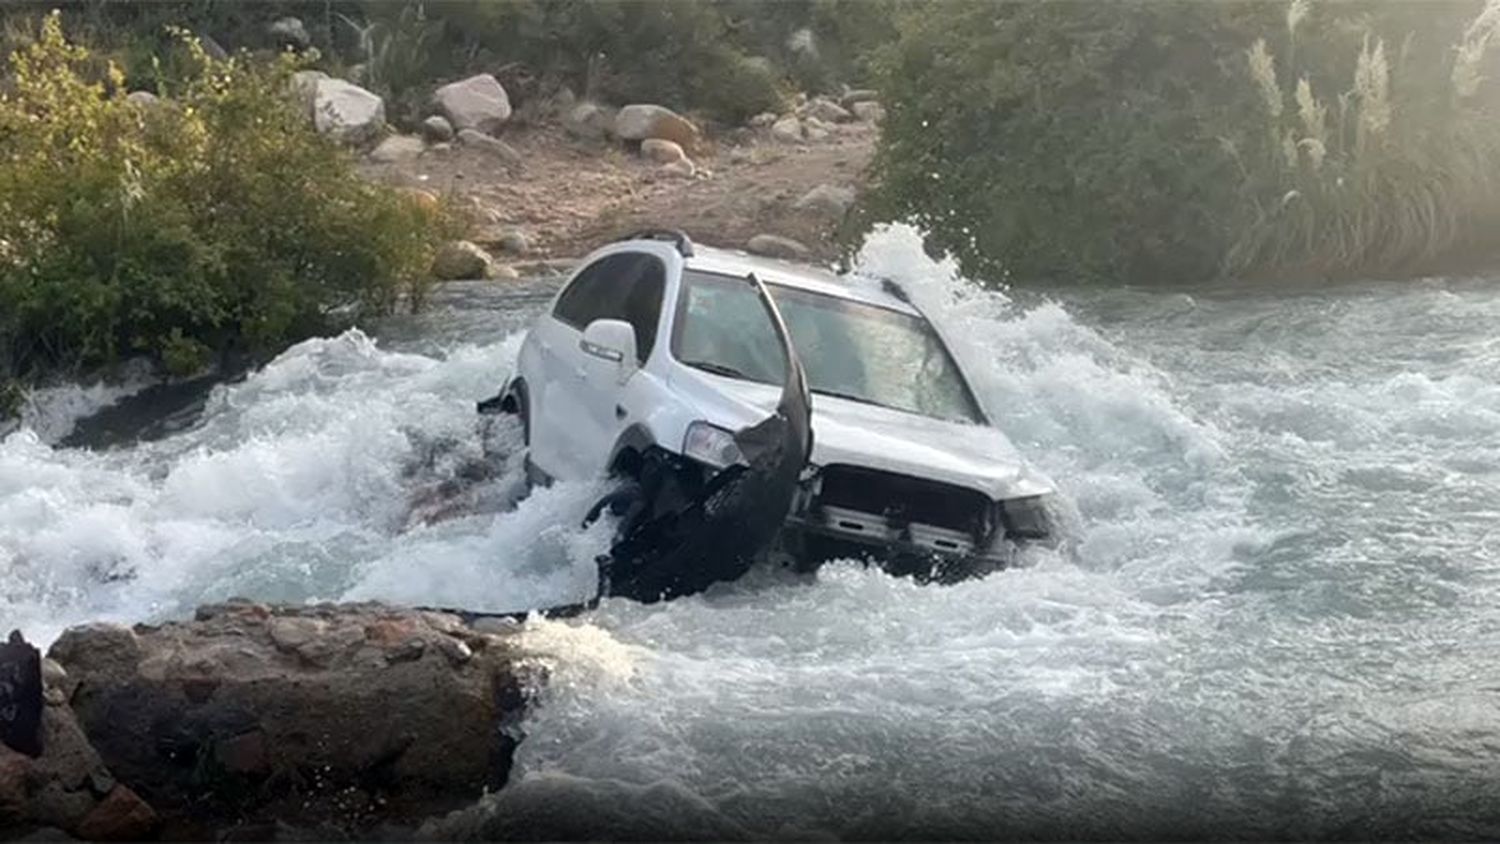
[360,118,877,269]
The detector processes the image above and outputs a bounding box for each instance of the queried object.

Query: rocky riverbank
[2,602,540,841]
[298,65,879,278]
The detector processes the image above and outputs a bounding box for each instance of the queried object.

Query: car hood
[672,372,1055,501]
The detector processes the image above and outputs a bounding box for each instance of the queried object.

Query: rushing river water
[4,225,1500,838]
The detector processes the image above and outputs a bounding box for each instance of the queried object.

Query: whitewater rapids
[4,225,1500,838]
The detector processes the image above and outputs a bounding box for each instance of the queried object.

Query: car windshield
[671,270,985,424]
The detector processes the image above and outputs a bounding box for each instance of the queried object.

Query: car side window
[551,252,665,364]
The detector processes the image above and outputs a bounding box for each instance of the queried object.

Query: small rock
[268,618,323,653]
[794,183,856,218]
[840,88,879,108]
[770,115,803,144]
[852,101,886,123]
[386,637,426,664]
[432,637,473,667]
[746,234,810,259]
[614,104,700,150]
[43,688,65,707]
[497,229,529,255]
[293,623,363,668]
[748,111,778,128]
[658,159,697,179]
[76,785,158,841]
[125,90,159,108]
[803,97,853,124]
[640,137,688,165]
[564,102,613,141]
[369,134,425,164]
[457,128,522,168]
[312,78,385,146]
[434,74,512,135]
[421,115,454,142]
[268,16,310,51]
[488,264,521,281]
[728,146,752,164]
[363,618,421,648]
[804,124,831,142]
[434,240,493,280]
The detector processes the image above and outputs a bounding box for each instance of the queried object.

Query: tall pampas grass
[1225,0,1500,280]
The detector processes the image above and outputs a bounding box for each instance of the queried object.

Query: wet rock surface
[43,601,537,839]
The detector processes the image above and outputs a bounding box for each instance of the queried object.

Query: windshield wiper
[683,360,751,380]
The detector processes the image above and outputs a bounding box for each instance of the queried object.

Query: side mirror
[580,319,639,383]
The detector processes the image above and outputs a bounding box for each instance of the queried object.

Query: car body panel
[505,235,1059,557]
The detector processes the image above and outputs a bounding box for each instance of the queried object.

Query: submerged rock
[47,601,535,834]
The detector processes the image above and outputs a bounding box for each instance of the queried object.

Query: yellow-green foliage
[0,13,453,384]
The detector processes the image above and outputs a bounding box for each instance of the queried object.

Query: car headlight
[682,421,745,469]
[1000,494,1054,540]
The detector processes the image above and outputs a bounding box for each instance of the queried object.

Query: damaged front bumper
[775,464,1054,576]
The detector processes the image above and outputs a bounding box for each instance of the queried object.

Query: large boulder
[312,78,385,146]
[433,74,512,136]
[47,602,534,832]
[613,104,700,150]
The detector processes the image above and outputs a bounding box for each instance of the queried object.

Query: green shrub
[0,13,455,383]
[864,0,1500,285]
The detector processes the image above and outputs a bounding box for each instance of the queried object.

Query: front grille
[815,464,992,535]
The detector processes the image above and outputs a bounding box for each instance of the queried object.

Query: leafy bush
[0,13,454,385]
[865,0,1500,285]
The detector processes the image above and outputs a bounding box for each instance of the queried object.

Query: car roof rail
[878,277,912,303]
[617,228,694,258]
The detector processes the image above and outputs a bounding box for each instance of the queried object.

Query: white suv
[492,230,1058,598]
